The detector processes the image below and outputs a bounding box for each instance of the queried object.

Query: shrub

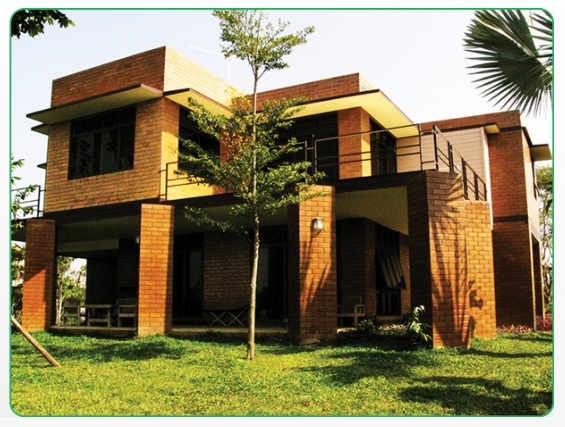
[536,314,552,331]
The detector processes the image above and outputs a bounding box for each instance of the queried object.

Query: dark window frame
[68,107,136,180]
[178,107,220,156]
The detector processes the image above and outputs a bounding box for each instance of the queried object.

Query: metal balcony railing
[11,185,44,222]
[162,123,488,202]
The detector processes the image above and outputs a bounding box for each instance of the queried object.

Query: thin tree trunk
[247,216,260,360]
[11,316,60,367]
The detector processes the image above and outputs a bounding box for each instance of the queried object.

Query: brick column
[466,203,497,339]
[137,204,174,336]
[21,219,56,331]
[338,108,371,179]
[408,171,491,348]
[287,185,337,343]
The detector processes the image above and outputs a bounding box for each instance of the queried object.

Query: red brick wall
[408,171,496,348]
[422,111,538,329]
[287,185,337,342]
[492,221,536,326]
[466,203,497,339]
[45,46,232,213]
[337,218,376,316]
[256,74,365,107]
[338,108,372,179]
[51,47,167,106]
[137,203,174,336]
[203,231,251,310]
[21,219,56,331]
[44,99,164,212]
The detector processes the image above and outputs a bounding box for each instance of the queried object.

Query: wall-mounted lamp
[135,235,140,244]
[311,217,324,232]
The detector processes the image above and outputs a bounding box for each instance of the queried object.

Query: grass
[10,331,553,417]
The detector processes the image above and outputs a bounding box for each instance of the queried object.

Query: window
[68,108,135,179]
[178,108,219,155]
[375,224,405,316]
[370,120,396,176]
[375,224,405,289]
[278,113,339,181]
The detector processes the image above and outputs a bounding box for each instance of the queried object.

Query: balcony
[161,124,488,203]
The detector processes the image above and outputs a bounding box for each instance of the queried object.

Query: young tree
[463,10,552,117]
[55,257,86,326]
[536,165,553,311]
[11,157,39,231]
[11,158,40,321]
[180,10,316,360]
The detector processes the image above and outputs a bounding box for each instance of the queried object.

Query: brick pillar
[408,171,475,348]
[21,219,56,331]
[137,204,174,336]
[338,108,371,179]
[466,203,497,339]
[492,221,537,327]
[287,185,337,343]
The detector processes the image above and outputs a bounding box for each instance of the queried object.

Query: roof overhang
[27,84,163,135]
[290,90,418,138]
[165,88,231,116]
[531,144,552,161]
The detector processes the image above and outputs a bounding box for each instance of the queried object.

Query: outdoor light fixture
[135,235,140,244]
[311,217,324,231]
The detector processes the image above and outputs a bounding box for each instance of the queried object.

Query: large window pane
[69,107,136,179]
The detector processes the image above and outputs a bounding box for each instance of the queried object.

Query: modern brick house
[16,46,551,347]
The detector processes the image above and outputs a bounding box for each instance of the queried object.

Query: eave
[27,84,164,135]
[291,89,418,139]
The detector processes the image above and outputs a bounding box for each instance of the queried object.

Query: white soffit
[291,90,419,139]
[165,88,231,116]
[28,84,163,135]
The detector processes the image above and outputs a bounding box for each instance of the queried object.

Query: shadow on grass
[399,375,552,416]
[12,332,237,363]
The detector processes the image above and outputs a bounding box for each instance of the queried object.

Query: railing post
[448,142,455,173]
[37,186,42,217]
[418,124,424,171]
[461,159,468,199]
[433,127,439,170]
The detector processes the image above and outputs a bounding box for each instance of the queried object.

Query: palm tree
[463,10,552,117]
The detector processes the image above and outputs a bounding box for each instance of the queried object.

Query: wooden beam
[11,316,60,367]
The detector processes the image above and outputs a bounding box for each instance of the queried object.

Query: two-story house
[17,46,551,347]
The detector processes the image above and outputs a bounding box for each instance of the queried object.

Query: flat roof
[27,84,163,135]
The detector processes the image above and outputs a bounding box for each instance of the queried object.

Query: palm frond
[464,10,552,117]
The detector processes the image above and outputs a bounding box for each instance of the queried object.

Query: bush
[497,315,552,333]
[536,314,552,331]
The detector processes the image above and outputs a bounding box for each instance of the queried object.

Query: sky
[2,1,561,425]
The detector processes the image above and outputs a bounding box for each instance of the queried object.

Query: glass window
[278,113,339,181]
[178,108,219,155]
[68,107,135,179]
[370,120,397,176]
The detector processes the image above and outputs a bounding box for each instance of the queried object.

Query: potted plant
[402,305,432,350]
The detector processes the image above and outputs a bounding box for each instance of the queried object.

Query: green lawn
[10,331,553,416]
